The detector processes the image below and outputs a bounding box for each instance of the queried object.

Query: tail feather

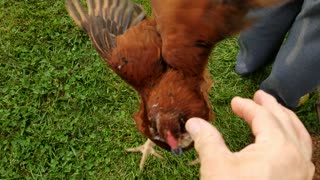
[66,0,146,59]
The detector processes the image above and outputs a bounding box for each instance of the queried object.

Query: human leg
[260,0,320,108]
[235,0,303,75]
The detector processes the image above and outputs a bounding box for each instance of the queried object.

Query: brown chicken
[66,0,286,170]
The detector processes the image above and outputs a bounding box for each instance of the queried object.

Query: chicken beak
[171,147,183,156]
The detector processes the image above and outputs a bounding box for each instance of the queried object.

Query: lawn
[0,0,319,179]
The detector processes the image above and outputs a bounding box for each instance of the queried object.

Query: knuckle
[280,142,303,163]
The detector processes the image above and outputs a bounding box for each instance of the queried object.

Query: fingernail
[186,118,201,136]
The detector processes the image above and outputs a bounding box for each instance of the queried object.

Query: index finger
[231,96,285,143]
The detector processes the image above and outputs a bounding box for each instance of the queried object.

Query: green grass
[0,0,319,179]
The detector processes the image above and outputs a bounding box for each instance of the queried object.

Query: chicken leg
[126,139,163,170]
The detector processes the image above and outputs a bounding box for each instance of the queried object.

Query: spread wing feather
[66,0,146,60]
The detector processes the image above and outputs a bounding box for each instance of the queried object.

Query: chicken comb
[66,0,146,59]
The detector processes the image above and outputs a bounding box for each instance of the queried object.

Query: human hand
[186,90,315,180]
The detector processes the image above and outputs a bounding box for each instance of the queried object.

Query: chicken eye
[178,113,188,123]
[179,117,186,123]
[195,40,211,49]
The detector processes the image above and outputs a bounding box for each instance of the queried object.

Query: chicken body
[66,0,286,170]
[108,12,214,153]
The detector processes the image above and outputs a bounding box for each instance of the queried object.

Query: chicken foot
[126,139,163,170]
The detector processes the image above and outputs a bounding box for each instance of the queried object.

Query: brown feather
[151,0,288,75]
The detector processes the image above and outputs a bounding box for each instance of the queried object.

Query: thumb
[186,118,231,162]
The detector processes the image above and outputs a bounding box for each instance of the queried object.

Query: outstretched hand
[186,90,315,180]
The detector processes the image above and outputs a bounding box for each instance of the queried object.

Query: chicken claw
[126,139,163,170]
